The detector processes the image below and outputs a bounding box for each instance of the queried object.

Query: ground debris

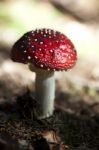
[0,131,19,150]
[0,90,99,150]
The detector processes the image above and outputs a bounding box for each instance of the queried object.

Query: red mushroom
[11,28,77,119]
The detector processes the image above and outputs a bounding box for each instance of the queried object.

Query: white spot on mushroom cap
[40,64,44,68]
[41,31,44,34]
[34,39,37,41]
[28,56,31,59]
[40,41,43,44]
[28,38,31,41]
[24,50,27,53]
[59,45,67,50]
[36,29,39,33]
[44,34,47,37]
[68,56,71,59]
[47,68,50,71]
[70,53,74,57]
[50,50,53,53]
[48,29,51,33]
[67,48,72,53]
[35,56,38,59]
[45,29,48,33]
[32,34,35,36]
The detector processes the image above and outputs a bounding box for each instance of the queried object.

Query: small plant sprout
[11,28,77,119]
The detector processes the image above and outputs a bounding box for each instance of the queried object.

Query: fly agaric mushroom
[11,28,77,119]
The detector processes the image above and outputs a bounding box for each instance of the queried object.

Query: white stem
[35,71,55,119]
[29,64,55,119]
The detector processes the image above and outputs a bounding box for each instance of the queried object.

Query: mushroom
[11,28,77,119]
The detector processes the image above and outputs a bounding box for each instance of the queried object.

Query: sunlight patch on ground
[0,60,35,85]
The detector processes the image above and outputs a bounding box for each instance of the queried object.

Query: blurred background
[0,0,99,110]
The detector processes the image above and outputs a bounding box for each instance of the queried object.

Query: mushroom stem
[29,64,55,119]
[36,70,55,119]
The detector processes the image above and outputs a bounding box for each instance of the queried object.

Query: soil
[0,87,99,150]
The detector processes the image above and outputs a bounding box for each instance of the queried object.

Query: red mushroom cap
[11,28,77,71]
